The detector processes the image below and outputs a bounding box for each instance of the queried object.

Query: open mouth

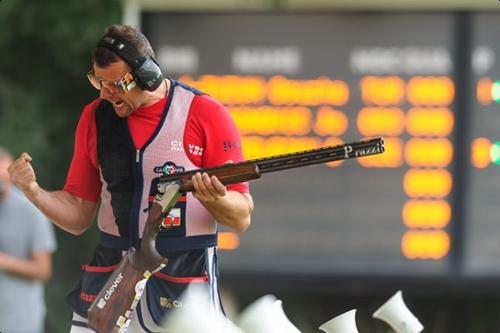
[112,100,125,108]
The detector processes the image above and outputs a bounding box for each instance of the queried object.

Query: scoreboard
[142,12,497,278]
[465,13,500,276]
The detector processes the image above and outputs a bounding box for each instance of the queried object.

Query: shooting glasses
[87,69,137,94]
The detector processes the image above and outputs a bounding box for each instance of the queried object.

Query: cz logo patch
[160,297,184,308]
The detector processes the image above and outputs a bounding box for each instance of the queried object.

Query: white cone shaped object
[273,299,302,333]
[164,284,242,333]
[223,318,246,333]
[237,294,286,333]
[319,309,359,333]
[372,290,424,333]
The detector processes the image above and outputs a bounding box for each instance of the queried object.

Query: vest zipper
[130,148,143,250]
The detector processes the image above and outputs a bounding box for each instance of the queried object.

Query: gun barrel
[256,137,384,174]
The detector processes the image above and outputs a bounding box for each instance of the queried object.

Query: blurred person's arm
[0,250,52,281]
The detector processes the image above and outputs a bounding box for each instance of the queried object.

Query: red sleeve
[184,94,249,193]
[63,99,102,202]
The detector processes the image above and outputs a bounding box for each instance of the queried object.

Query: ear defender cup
[133,57,163,91]
[97,35,164,92]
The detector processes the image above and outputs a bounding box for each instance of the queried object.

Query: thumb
[21,152,32,163]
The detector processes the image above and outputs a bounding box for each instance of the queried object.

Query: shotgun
[159,136,385,191]
[88,137,384,332]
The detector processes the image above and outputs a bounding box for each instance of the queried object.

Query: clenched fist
[7,153,39,197]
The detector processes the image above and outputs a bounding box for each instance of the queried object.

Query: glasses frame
[87,69,137,94]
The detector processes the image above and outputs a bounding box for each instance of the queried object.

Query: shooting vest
[95,80,217,251]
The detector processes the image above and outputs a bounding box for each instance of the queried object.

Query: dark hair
[92,24,156,68]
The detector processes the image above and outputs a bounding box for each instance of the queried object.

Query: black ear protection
[97,35,164,92]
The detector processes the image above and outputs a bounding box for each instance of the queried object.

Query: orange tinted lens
[87,71,102,90]
[116,73,135,93]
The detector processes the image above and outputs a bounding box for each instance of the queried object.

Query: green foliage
[0,1,121,331]
[0,0,122,187]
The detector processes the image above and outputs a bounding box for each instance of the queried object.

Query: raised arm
[8,153,97,235]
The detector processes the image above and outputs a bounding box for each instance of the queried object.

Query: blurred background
[2,0,500,332]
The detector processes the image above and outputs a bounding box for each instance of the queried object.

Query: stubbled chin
[112,104,133,118]
[114,110,131,118]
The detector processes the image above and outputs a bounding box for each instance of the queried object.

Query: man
[9,24,253,332]
[0,147,56,333]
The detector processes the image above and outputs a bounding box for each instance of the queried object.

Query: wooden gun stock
[88,183,181,333]
[87,248,148,333]
[176,163,261,192]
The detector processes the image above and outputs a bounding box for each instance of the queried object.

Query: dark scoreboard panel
[143,13,458,276]
[465,13,500,276]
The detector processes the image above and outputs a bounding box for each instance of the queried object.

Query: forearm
[8,153,97,234]
[24,184,96,235]
[0,253,51,281]
[203,191,253,232]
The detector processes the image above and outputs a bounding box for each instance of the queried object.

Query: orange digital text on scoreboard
[181,74,455,260]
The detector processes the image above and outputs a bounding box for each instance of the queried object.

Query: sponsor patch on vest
[160,297,185,309]
[170,140,184,152]
[160,208,182,229]
[154,162,186,175]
